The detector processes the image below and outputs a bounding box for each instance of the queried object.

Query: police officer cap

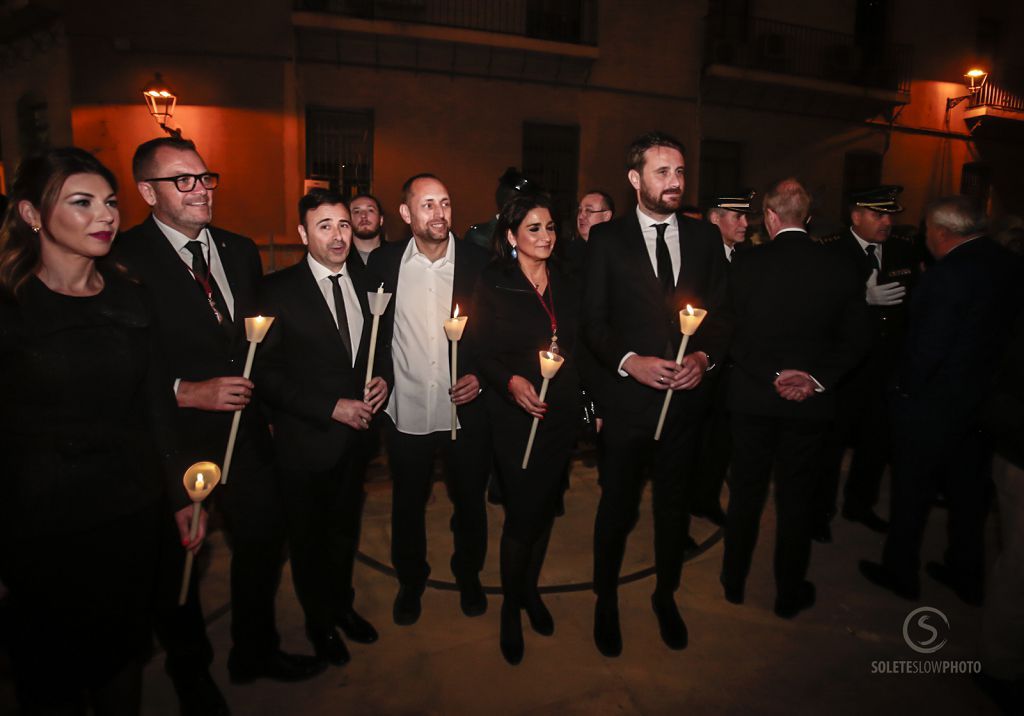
[708,190,756,213]
[850,185,904,213]
[498,167,535,193]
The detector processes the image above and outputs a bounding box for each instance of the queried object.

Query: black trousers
[280,440,371,631]
[593,410,696,598]
[722,412,827,600]
[882,401,992,585]
[154,436,287,675]
[386,417,491,587]
[690,373,732,514]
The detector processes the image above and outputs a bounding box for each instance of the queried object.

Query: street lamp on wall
[142,73,182,138]
[946,68,989,111]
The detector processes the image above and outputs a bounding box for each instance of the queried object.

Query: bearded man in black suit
[582,131,732,657]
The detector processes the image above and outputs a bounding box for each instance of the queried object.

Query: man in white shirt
[368,174,492,626]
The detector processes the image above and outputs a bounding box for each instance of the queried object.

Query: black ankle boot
[500,599,524,665]
[523,526,554,636]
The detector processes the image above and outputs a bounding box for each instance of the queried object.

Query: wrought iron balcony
[295,0,597,46]
[705,16,912,95]
[969,82,1024,113]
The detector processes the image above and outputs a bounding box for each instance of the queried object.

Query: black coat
[255,255,392,472]
[893,236,1023,429]
[728,229,871,420]
[581,210,732,418]
[367,236,491,429]
[109,216,272,463]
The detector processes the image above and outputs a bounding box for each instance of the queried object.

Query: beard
[353,224,381,241]
[640,184,682,215]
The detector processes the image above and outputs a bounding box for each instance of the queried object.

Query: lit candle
[179,461,221,606]
[222,316,275,485]
[365,283,392,388]
[443,305,469,440]
[521,350,565,469]
[654,305,708,441]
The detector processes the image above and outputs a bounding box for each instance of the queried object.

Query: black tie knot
[653,223,668,239]
[184,240,208,278]
[864,243,881,272]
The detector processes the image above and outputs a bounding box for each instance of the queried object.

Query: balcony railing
[295,0,597,45]
[705,16,912,94]
[969,82,1024,112]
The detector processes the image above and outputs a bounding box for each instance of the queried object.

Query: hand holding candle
[178,461,221,606]
[521,350,565,469]
[221,316,275,485]
[443,305,468,440]
[365,283,392,388]
[654,305,707,441]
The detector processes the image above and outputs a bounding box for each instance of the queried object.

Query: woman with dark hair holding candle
[473,193,584,664]
[0,147,201,714]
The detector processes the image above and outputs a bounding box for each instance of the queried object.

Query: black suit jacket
[582,210,732,417]
[255,255,392,471]
[893,236,1023,428]
[729,229,871,420]
[367,236,491,430]
[108,216,271,462]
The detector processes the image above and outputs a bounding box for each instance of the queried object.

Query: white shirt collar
[850,229,878,252]
[306,253,348,282]
[403,231,456,267]
[152,214,209,252]
[635,205,679,231]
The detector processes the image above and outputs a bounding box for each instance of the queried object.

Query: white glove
[865,269,906,307]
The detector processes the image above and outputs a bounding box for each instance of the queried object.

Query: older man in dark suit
[861,196,1024,604]
[111,138,322,713]
[257,190,390,666]
[582,132,732,656]
[722,178,869,619]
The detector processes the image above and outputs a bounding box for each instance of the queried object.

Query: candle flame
[453,304,460,318]
[685,304,694,316]
[196,473,205,490]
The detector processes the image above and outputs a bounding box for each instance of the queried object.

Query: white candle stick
[221,316,275,485]
[443,306,468,441]
[654,306,708,441]
[364,284,392,388]
[522,351,564,469]
[179,462,221,606]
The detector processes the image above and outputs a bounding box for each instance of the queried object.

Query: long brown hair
[0,147,118,299]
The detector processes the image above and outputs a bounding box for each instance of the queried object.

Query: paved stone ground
[0,454,1002,715]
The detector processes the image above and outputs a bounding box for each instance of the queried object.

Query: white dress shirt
[153,215,236,394]
[385,236,458,435]
[306,254,364,367]
[618,208,684,375]
[851,229,883,269]
[724,243,735,263]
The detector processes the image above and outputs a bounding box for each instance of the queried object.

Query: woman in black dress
[474,194,582,664]
[0,148,202,714]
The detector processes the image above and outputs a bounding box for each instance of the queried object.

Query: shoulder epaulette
[813,232,843,244]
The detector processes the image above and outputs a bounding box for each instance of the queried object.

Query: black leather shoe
[227,649,325,684]
[859,561,920,600]
[337,609,378,644]
[168,668,230,716]
[774,581,816,619]
[841,506,889,533]
[720,576,745,605]
[651,594,688,650]
[499,600,524,665]
[523,593,554,636]
[457,576,488,617]
[307,627,350,666]
[393,585,423,626]
[811,521,833,544]
[692,504,727,526]
[925,562,983,607]
[593,597,622,657]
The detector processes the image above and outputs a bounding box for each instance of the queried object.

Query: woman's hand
[175,505,208,555]
[508,375,547,419]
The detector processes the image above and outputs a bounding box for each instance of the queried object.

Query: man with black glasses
[111,137,322,716]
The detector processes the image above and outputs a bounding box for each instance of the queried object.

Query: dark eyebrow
[67,192,97,198]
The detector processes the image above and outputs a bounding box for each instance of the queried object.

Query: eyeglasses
[144,173,220,192]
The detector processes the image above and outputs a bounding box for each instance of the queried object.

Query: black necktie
[184,240,233,335]
[328,274,353,362]
[728,246,736,262]
[865,244,881,273]
[653,223,674,295]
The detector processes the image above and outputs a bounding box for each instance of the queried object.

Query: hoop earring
[510,245,518,260]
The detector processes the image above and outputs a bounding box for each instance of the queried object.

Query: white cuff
[173,378,182,395]
[617,352,636,377]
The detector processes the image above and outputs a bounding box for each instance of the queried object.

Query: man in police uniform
[689,191,757,531]
[813,186,918,542]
